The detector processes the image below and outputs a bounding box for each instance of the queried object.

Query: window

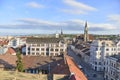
[51,48,54,51]
[41,52,44,55]
[32,44,36,47]
[114,48,116,51]
[32,48,35,51]
[50,53,54,56]
[13,39,17,46]
[55,53,58,56]
[36,53,39,55]
[106,44,109,46]
[56,44,59,47]
[95,62,97,65]
[36,48,39,51]
[99,62,101,65]
[41,48,44,51]
[60,44,64,47]
[41,44,44,46]
[37,44,40,47]
[55,49,58,51]
[32,52,35,55]
[46,48,49,51]
[96,48,98,50]
[60,49,63,51]
[111,48,113,51]
[106,48,109,51]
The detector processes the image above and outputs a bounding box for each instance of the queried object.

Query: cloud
[26,2,44,8]
[0,18,116,32]
[61,9,86,14]
[17,18,59,26]
[63,19,116,30]
[63,0,97,11]
[62,0,97,14]
[107,14,120,24]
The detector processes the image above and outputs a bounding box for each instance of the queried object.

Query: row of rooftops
[0,53,87,80]
[110,54,120,62]
[0,37,64,46]
[91,40,120,47]
[26,37,64,44]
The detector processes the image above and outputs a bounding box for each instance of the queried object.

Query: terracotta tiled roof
[26,37,63,44]
[5,48,16,55]
[51,55,88,80]
[22,56,63,69]
[0,54,17,68]
[65,56,87,80]
[70,74,82,80]
[51,59,70,74]
[0,39,9,45]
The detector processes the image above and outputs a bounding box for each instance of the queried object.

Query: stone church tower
[84,21,89,42]
[60,29,63,38]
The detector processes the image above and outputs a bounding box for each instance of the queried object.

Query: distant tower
[60,28,64,38]
[84,21,89,42]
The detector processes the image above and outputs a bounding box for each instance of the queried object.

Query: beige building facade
[26,38,67,56]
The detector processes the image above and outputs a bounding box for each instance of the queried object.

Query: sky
[0,0,120,35]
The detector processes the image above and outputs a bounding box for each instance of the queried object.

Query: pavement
[67,46,104,80]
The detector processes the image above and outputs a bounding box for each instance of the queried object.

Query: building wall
[89,40,120,71]
[0,47,8,55]
[8,37,26,48]
[104,57,120,80]
[26,42,67,56]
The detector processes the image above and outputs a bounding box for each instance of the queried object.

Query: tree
[16,51,24,72]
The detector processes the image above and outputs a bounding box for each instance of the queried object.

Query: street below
[67,46,104,80]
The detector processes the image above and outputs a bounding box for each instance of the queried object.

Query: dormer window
[106,44,109,46]
[106,48,109,51]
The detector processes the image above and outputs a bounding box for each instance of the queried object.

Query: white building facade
[89,40,120,71]
[26,38,67,56]
[104,55,120,80]
[8,37,26,48]
[0,46,8,55]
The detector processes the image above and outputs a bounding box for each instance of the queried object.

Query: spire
[61,28,63,35]
[84,21,89,42]
[60,28,63,38]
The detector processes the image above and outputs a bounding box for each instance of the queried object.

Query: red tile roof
[0,39,9,45]
[5,48,16,55]
[65,55,87,80]
[22,56,63,69]
[51,59,70,74]
[51,55,88,80]
[70,74,82,80]
[0,54,17,68]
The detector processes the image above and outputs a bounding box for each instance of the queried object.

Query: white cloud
[89,23,115,29]
[107,14,120,24]
[17,18,59,26]
[26,2,44,8]
[62,0,97,14]
[63,0,97,11]
[0,18,118,35]
[65,19,116,30]
[0,18,116,30]
[61,9,86,14]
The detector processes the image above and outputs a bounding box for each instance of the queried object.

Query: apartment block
[104,55,120,80]
[26,37,67,56]
[89,40,120,71]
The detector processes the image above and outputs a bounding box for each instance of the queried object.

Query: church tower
[60,28,63,38]
[84,21,89,42]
